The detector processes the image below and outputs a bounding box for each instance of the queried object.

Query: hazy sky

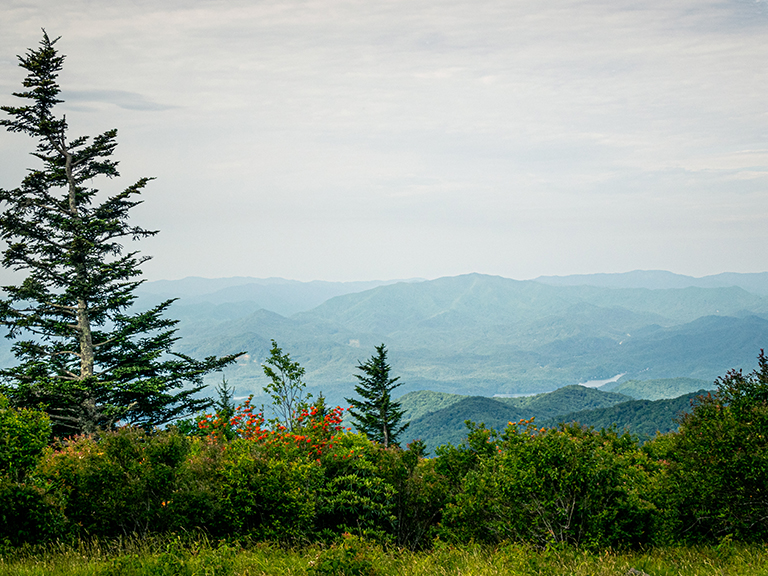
[1,0,767,282]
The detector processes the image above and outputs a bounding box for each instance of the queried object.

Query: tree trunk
[64,147,96,380]
[77,297,94,378]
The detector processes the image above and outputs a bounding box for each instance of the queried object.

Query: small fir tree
[346,343,408,448]
[0,33,241,434]
[213,377,237,423]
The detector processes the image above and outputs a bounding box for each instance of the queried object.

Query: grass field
[2,535,767,576]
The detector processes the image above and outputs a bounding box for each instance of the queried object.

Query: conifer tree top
[346,344,409,448]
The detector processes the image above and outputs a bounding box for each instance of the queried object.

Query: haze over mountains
[535,270,768,294]
[129,270,768,407]
[135,277,422,317]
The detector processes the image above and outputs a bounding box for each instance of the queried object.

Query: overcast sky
[1,0,767,282]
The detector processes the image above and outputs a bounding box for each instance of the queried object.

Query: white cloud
[0,0,767,281]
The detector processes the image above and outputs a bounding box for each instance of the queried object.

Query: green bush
[37,427,191,537]
[0,478,67,547]
[166,437,229,535]
[308,534,384,576]
[0,394,50,481]
[375,440,447,550]
[658,351,768,542]
[0,397,62,547]
[315,432,395,542]
[441,420,657,548]
[211,437,321,540]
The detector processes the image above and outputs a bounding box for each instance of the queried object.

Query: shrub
[308,534,384,576]
[375,440,447,550]
[212,437,321,540]
[658,351,768,542]
[37,427,190,536]
[0,397,63,546]
[441,420,657,548]
[315,432,395,542]
[0,394,51,481]
[0,478,67,546]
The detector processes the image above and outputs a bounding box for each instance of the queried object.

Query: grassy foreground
[1,536,767,576]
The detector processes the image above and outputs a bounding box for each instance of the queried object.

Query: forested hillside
[600,377,712,399]
[398,385,700,453]
[2,272,758,407]
[548,391,705,440]
[158,273,768,404]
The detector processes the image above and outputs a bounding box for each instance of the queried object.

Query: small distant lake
[493,373,626,398]
[578,373,626,388]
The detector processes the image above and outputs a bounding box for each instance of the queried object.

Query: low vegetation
[2,537,768,576]
[2,352,767,575]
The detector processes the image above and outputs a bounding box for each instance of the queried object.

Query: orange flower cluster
[197,397,348,459]
[291,404,347,458]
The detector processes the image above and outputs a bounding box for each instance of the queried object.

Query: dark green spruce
[0,33,242,435]
[346,344,408,448]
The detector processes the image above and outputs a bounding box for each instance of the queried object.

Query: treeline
[3,351,768,551]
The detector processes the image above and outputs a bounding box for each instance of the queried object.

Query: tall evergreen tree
[0,33,241,435]
[346,344,408,448]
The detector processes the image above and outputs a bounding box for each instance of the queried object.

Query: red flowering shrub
[196,395,347,459]
[177,397,360,540]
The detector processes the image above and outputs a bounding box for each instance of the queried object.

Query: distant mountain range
[535,270,768,294]
[129,271,768,406]
[138,269,768,313]
[135,276,424,317]
[2,271,763,410]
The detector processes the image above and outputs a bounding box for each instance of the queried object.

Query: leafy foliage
[375,440,446,550]
[262,340,311,431]
[0,393,50,481]
[0,478,66,547]
[36,427,191,536]
[657,351,768,542]
[440,420,656,548]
